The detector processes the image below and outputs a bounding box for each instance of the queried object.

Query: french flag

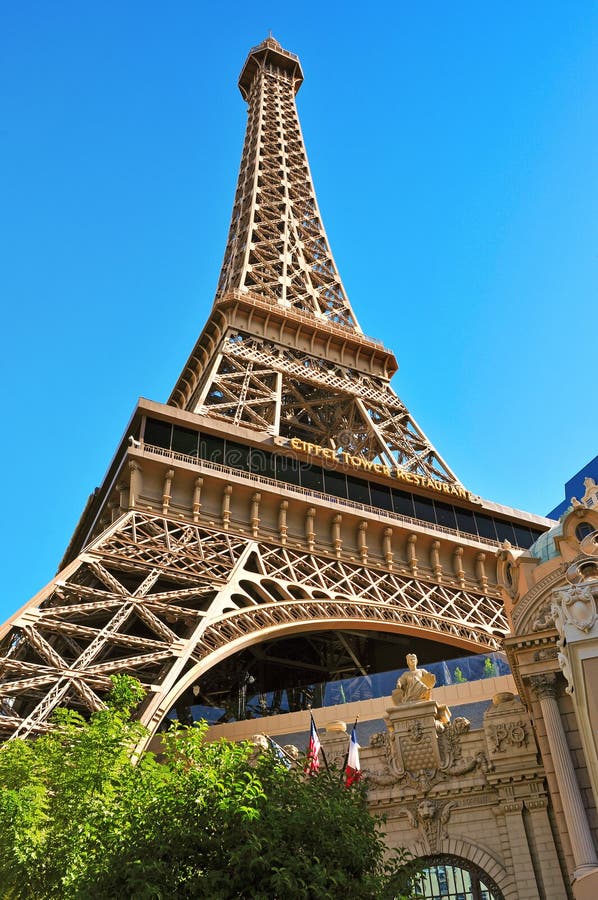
[305,717,321,775]
[344,726,361,787]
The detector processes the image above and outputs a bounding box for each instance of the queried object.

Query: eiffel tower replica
[0,38,550,743]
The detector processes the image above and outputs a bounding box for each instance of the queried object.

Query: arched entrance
[415,855,504,900]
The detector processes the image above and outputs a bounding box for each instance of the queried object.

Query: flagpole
[340,714,359,783]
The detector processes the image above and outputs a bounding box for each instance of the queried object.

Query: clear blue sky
[1,2,597,620]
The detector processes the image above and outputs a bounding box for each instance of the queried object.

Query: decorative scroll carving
[533,647,558,662]
[401,800,456,853]
[487,720,529,754]
[553,584,597,634]
[367,713,491,792]
[527,673,558,701]
[531,602,555,632]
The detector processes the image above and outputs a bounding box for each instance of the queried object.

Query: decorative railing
[141,441,506,550]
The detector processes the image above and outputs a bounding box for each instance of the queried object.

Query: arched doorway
[414,855,504,900]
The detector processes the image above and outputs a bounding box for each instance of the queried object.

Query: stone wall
[320,693,569,900]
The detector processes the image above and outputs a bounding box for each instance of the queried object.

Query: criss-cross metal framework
[0,37,523,744]
[189,329,457,481]
[170,36,458,484]
[0,512,506,742]
[216,39,358,329]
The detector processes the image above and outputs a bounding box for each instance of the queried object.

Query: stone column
[358,521,368,564]
[430,540,442,582]
[501,800,541,900]
[162,469,174,515]
[524,796,569,900]
[305,507,316,552]
[250,492,261,537]
[192,476,203,522]
[332,514,342,558]
[383,527,393,569]
[221,484,232,529]
[453,546,465,588]
[128,460,142,509]
[407,534,418,576]
[529,673,598,881]
[278,500,288,545]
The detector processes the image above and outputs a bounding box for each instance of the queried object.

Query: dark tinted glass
[475,513,497,541]
[392,489,415,517]
[455,507,477,536]
[513,525,534,548]
[324,469,348,498]
[199,435,224,465]
[144,418,172,449]
[275,453,300,484]
[369,482,392,510]
[348,476,371,504]
[435,501,457,529]
[171,425,199,457]
[224,440,250,471]
[300,464,324,492]
[494,519,516,544]
[249,448,275,479]
[576,522,596,541]
[413,495,436,523]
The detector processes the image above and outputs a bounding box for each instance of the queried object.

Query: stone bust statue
[394,653,436,703]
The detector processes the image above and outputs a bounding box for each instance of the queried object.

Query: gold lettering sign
[288,438,476,503]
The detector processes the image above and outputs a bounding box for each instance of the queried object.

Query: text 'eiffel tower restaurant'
[4,36,598,899]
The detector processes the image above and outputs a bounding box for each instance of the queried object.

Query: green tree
[0,677,418,899]
[454,666,467,683]
[482,657,498,678]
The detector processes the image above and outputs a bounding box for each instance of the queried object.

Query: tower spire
[170,41,458,483]
[216,38,360,331]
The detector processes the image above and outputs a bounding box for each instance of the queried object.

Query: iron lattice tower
[0,38,550,744]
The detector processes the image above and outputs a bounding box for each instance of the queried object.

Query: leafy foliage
[0,677,418,899]
[482,657,498,678]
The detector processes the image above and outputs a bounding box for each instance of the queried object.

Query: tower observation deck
[0,39,552,743]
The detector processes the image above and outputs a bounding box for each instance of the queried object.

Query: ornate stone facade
[501,501,598,898]
[318,690,568,900]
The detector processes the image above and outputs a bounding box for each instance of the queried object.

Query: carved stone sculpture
[394,653,436,704]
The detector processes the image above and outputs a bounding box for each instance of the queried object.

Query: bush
[0,676,418,899]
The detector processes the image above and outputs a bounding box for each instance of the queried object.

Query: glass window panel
[274,453,300,484]
[324,469,347,498]
[199,435,224,465]
[250,448,276,480]
[475,513,497,541]
[413,495,436,523]
[171,425,199,457]
[300,463,324,492]
[416,861,499,900]
[348,476,372,505]
[455,507,477,536]
[392,488,415,517]
[513,524,534,548]
[144,418,172,449]
[435,500,457,530]
[370,482,393,510]
[224,440,250,471]
[494,519,516,544]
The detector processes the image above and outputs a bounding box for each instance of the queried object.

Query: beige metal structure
[0,38,550,755]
